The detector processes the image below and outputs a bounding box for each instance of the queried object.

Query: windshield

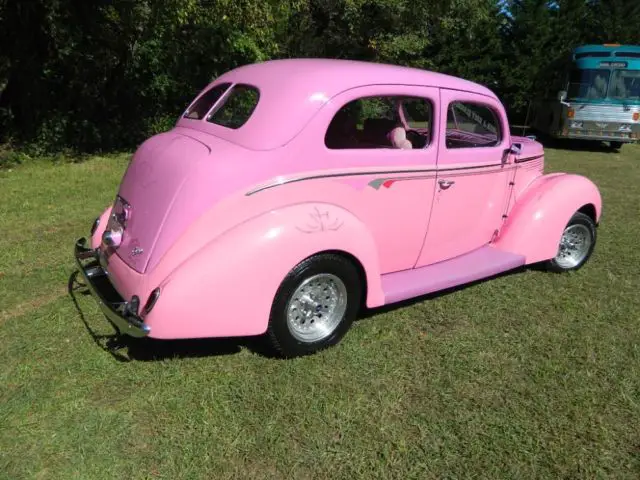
[567,68,640,101]
[567,69,610,100]
[609,69,640,101]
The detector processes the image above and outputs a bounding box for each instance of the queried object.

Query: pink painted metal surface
[81,58,602,340]
[175,59,496,151]
[414,88,514,266]
[382,245,526,304]
[493,173,602,264]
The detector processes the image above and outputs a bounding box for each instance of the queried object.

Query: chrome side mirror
[502,143,522,165]
[557,90,571,107]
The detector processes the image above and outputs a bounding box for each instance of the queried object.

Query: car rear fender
[90,206,112,249]
[493,173,602,264]
[144,202,384,339]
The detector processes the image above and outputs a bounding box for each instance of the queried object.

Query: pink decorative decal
[296,207,344,234]
[368,178,389,190]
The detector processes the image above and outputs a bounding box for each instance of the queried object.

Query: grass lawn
[1,142,639,479]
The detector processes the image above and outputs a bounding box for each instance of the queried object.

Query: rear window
[183,83,231,120]
[207,84,260,129]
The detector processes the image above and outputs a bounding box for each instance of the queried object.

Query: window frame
[444,100,503,150]
[323,94,435,151]
[205,83,261,130]
[182,82,232,121]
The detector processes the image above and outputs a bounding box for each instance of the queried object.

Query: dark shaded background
[0,0,638,155]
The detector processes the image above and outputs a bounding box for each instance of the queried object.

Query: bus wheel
[610,141,623,150]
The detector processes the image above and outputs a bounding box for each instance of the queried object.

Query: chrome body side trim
[514,154,544,164]
[245,162,505,196]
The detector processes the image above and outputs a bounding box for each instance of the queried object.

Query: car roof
[182,58,499,150]
[218,58,497,99]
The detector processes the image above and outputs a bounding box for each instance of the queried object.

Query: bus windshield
[567,68,640,101]
[609,69,640,101]
[567,68,610,100]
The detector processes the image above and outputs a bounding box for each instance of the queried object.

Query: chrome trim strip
[514,154,544,164]
[74,237,150,338]
[245,162,505,196]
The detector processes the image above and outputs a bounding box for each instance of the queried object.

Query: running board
[381,245,526,305]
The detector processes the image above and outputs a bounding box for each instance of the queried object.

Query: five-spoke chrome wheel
[286,274,348,342]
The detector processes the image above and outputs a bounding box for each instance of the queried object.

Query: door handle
[438,179,455,189]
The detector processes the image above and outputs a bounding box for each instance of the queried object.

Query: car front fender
[494,173,602,264]
[143,202,384,340]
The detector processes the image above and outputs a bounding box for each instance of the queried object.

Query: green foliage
[0,145,30,170]
[0,0,639,153]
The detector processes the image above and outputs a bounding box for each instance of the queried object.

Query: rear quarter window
[207,84,260,129]
[183,83,231,120]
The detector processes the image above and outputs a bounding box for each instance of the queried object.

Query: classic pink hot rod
[75,59,602,357]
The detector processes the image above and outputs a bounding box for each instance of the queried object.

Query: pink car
[74,59,602,357]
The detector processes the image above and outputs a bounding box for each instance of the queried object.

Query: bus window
[609,70,640,100]
[567,69,610,100]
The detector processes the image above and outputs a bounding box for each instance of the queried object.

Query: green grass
[1,143,640,479]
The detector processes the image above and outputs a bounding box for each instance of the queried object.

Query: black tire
[544,211,597,273]
[266,253,362,358]
[610,141,623,150]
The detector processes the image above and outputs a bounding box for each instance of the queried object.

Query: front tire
[266,253,362,357]
[610,141,623,150]
[544,211,596,273]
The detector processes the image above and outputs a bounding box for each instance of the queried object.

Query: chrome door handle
[438,179,455,189]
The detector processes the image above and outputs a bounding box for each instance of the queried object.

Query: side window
[325,95,433,150]
[207,84,260,129]
[445,102,501,149]
[183,83,231,120]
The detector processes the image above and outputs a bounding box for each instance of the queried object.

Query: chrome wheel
[554,223,592,269]
[286,273,348,343]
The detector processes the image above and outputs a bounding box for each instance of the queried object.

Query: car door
[414,89,512,268]
[305,85,441,274]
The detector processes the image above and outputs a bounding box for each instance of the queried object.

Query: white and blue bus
[529,44,640,149]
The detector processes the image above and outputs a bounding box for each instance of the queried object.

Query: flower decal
[296,207,344,234]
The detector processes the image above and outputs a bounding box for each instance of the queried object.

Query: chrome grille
[571,103,640,123]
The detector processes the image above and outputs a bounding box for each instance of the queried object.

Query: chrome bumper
[562,131,638,143]
[74,237,150,338]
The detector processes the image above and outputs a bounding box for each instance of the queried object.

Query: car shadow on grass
[68,265,537,362]
[528,133,625,154]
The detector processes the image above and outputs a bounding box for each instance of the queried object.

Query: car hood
[112,128,266,273]
[511,135,544,160]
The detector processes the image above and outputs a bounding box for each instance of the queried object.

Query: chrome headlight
[569,121,583,129]
[618,124,632,132]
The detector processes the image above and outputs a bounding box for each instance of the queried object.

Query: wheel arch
[143,202,385,339]
[577,203,598,225]
[308,249,368,311]
[494,173,602,264]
